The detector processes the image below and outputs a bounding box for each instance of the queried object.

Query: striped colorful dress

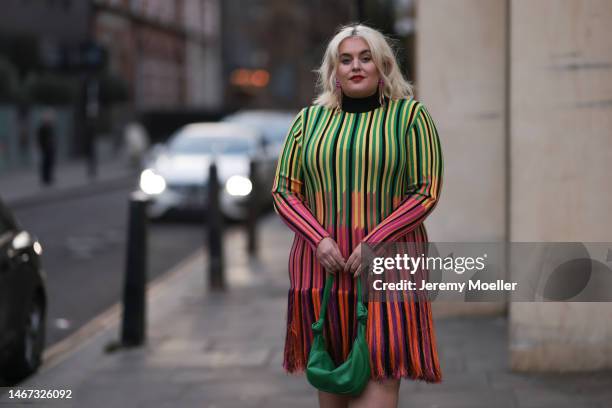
[271,94,443,382]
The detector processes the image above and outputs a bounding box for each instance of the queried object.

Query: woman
[271,23,443,407]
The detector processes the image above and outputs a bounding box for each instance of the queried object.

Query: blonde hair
[313,23,414,110]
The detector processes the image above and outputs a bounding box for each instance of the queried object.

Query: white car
[139,122,272,220]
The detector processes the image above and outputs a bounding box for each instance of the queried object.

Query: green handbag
[306,274,371,396]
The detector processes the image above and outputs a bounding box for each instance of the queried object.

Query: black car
[0,199,46,383]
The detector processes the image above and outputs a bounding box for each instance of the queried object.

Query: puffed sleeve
[362,102,443,248]
[271,108,331,251]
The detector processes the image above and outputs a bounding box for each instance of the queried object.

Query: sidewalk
[2,215,612,407]
[0,155,138,208]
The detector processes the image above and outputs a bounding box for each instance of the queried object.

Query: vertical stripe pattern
[271,99,443,382]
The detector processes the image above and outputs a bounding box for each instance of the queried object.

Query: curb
[5,175,137,209]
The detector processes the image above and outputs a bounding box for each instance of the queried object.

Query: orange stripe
[375,304,383,376]
[405,298,421,375]
[386,301,396,372]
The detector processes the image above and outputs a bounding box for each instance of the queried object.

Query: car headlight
[225,175,252,197]
[12,231,31,250]
[139,169,167,195]
[33,241,43,255]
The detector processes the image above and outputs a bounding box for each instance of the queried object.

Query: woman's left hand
[345,243,364,277]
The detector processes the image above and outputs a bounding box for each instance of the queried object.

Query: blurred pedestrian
[37,109,56,186]
[123,120,150,169]
[271,23,444,407]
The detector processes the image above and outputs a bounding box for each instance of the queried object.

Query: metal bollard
[207,161,225,291]
[247,159,259,256]
[120,191,149,347]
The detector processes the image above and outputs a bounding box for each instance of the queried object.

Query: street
[0,0,610,404]
[13,185,226,348]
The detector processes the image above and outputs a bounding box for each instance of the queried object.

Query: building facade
[92,0,222,110]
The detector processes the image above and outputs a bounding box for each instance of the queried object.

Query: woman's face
[336,36,380,98]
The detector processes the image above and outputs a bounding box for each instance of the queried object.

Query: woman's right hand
[316,237,345,275]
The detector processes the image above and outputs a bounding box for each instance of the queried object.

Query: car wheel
[3,294,46,382]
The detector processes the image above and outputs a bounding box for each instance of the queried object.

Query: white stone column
[416,0,507,242]
[509,0,612,371]
[416,0,508,317]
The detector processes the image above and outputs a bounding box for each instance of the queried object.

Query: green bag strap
[312,274,368,334]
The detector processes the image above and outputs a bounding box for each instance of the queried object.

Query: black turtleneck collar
[341,90,382,113]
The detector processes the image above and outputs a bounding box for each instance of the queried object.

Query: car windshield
[260,122,291,141]
[168,135,254,155]
[224,114,294,142]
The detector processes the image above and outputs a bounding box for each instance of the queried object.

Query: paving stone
[148,349,271,368]
[397,389,517,408]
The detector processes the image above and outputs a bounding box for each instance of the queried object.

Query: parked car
[140,122,275,220]
[221,110,297,212]
[0,199,46,383]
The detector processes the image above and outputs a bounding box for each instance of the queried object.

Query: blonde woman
[271,23,443,408]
